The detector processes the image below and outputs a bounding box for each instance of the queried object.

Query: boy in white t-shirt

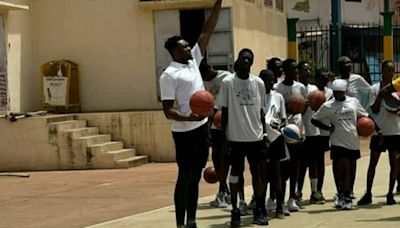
[199,62,232,208]
[312,79,369,210]
[314,69,334,198]
[218,49,268,226]
[337,56,374,199]
[259,69,288,218]
[297,61,325,204]
[274,59,307,212]
[358,60,400,206]
[158,1,222,227]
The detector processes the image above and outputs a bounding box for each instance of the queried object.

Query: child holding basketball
[218,48,268,226]
[199,61,232,208]
[259,69,288,218]
[159,1,222,227]
[312,79,369,210]
[358,60,400,206]
[297,61,325,204]
[274,58,307,212]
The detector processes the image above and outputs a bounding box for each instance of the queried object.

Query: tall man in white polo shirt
[159,1,222,227]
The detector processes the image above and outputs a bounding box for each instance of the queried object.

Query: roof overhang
[137,0,214,11]
[0,1,29,11]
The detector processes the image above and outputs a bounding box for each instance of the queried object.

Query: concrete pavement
[88,155,400,228]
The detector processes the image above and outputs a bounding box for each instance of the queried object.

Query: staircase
[48,118,148,169]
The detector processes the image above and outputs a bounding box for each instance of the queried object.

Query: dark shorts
[267,136,286,161]
[330,145,361,160]
[302,136,323,159]
[319,136,331,152]
[286,143,302,160]
[370,135,400,153]
[229,140,266,175]
[210,129,222,148]
[172,123,210,168]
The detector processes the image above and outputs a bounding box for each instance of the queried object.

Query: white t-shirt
[159,43,208,132]
[313,96,368,150]
[302,84,320,137]
[274,80,307,104]
[204,70,231,130]
[369,83,400,136]
[218,73,266,142]
[263,90,286,142]
[340,74,373,109]
[319,87,334,136]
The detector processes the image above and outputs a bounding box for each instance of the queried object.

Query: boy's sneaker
[186,222,198,228]
[239,200,248,216]
[253,208,269,225]
[320,192,326,203]
[342,198,353,210]
[209,192,228,208]
[334,193,344,208]
[357,193,372,205]
[310,192,325,204]
[287,198,300,212]
[282,203,290,216]
[275,204,285,219]
[248,195,256,210]
[386,194,397,205]
[266,198,276,212]
[230,209,241,227]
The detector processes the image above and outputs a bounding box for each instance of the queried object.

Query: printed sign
[43,76,67,106]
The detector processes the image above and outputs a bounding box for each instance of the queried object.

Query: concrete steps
[48,119,148,169]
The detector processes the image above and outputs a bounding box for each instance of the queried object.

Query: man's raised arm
[197,0,222,56]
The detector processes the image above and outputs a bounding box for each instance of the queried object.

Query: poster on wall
[0,71,6,112]
[43,76,67,106]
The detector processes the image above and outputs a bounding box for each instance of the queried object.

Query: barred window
[264,0,273,8]
[276,0,284,12]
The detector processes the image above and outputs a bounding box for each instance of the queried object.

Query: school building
[0,0,288,171]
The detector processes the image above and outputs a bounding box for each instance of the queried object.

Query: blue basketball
[281,124,302,144]
[384,92,400,112]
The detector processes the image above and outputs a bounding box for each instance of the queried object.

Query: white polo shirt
[302,84,320,137]
[340,74,374,109]
[159,43,208,132]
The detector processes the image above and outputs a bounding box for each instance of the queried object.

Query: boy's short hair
[164,35,184,56]
[282,58,297,72]
[267,57,281,69]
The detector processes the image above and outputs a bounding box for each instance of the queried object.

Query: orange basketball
[203,166,218,184]
[308,90,326,111]
[190,90,214,116]
[287,94,307,114]
[213,111,222,129]
[357,117,375,137]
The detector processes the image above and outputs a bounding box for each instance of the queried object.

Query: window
[264,0,273,8]
[276,0,284,12]
[345,0,361,2]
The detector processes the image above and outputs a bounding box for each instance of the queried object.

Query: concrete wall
[77,111,176,162]
[232,0,287,74]
[0,117,60,171]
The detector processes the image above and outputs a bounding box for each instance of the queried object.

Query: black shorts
[319,136,331,152]
[302,136,323,159]
[267,136,286,161]
[330,145,361,160]
[210,129,222,148]
[369,135,386,152]
[286,143,302,160]
[172,123,210,168]
[229,140,265,174]
[370,135,400,153]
